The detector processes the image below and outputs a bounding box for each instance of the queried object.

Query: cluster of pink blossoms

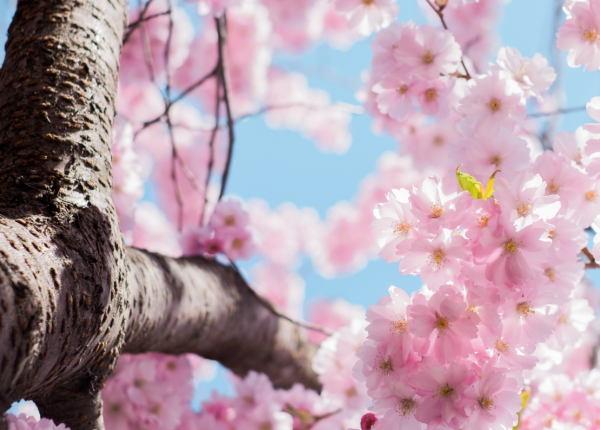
[4,414,69,430]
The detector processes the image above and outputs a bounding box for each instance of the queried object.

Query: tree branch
[123,248,321,391]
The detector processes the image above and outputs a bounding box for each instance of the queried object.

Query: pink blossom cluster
[4,414,69,430]
[182,199,255,261]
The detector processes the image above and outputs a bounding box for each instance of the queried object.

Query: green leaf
[483,170,500,200]
[456,165,484,199]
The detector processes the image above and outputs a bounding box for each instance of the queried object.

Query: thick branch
[123,248,321,391]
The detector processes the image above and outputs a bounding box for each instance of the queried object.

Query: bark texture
[0,1,320,429]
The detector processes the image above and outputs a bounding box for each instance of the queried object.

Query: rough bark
[0,1,320,429]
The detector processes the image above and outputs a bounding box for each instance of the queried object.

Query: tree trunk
[0,1,320,429]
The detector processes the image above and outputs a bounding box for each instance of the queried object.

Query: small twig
[200,75,223,226]
[424,0,472,80]
[166,113,185,231]
[229,261,335,337]
[216,15,235,201]
[582,247,600,269]
[528,106,586,118]
[163,1,174,99]
[123,0,155,44]
[234,102,364,123]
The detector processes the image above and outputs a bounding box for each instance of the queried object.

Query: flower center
[109,403,122,414]
[134,379,147,388]
[390,318,407,334]
[488,98,501,112]
[544,267,555,282]
[397,84,408,94]
[584,28,599,42]
[431,203,444,219]
[399,398,417,416]
[150,404,161,415]
[503,239,519,255]
[478,396,494,410]
[495,339,509,353]
[478,214,491,227]
[393,221,411,235]
[429,249,446,268]
[547,180,559,195]
[422,50,435,64]
[516,302,535,318]
[558,313,569,324]
[378,356,394,374]
[466,305,477,313]
[549,230,556,240]
[259,422,273,430]
[425,88,438,101]
[489,155,502,167]
[517,202,531,217]
[438,383,454,398]
[433,135,444,147]
[345,387,357,398]
[224,215,236,226]
[586,190,597,201]
[434,313,450,333]
[232,238,244,249]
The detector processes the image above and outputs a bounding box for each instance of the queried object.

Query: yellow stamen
[503,239,519,255]
[431,203,444,219]
[516,302,535,318]
[422,50,435,64]
[232,238,244,249]
[435,313,450,333]
[429,249,446,268]
[495,339,509,353]
[478,397,494,410]
[517,202,531,217]
[399,398,417,416]
[547,180,559,195]
[584,28,599,42]
[393,221,411,236]
[489,155,502,167]
[489,98,501,112]
[397,84,408,94]
[378,357,394,374]
[544,267,555,282]
[425,88,437,101]
[390,318,408,334]
[478,214,491,228]
[224,215,236,226]
[586,190,597,201]
[438,383,454,398]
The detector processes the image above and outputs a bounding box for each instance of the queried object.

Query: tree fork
[0,1,319,428]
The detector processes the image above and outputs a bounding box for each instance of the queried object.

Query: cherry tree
[2,0,600,430]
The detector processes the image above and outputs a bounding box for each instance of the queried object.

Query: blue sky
[3,0,600,409]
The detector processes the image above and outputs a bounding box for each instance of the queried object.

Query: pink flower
[335,0,399,36]
[355,338,405,393]
[372,188,416,262]
[370,380,421,430]
[394,25,462,80]
[5,414,70,430]
[556,0,600,71]
[410,363,471,428]
[366,286,413,360]
[500,287,558,349]
[399,229,470,289]
[409,175,471,233]
[408,78,454,117]
[221,229,255,261]
[460,127,530,182]
[458,71,525,136]
[408,288,478,364]
[584,95,600,134]
[493,171,561,221]
[371,22,416,79]
[463,366,523,430]
[475,212,552,286]
[553,127,592,168]
[495,47,556,100]
[373,74,415,121]
[209,199,250,235]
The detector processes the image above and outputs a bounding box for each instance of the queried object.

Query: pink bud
[360,413,378,430]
